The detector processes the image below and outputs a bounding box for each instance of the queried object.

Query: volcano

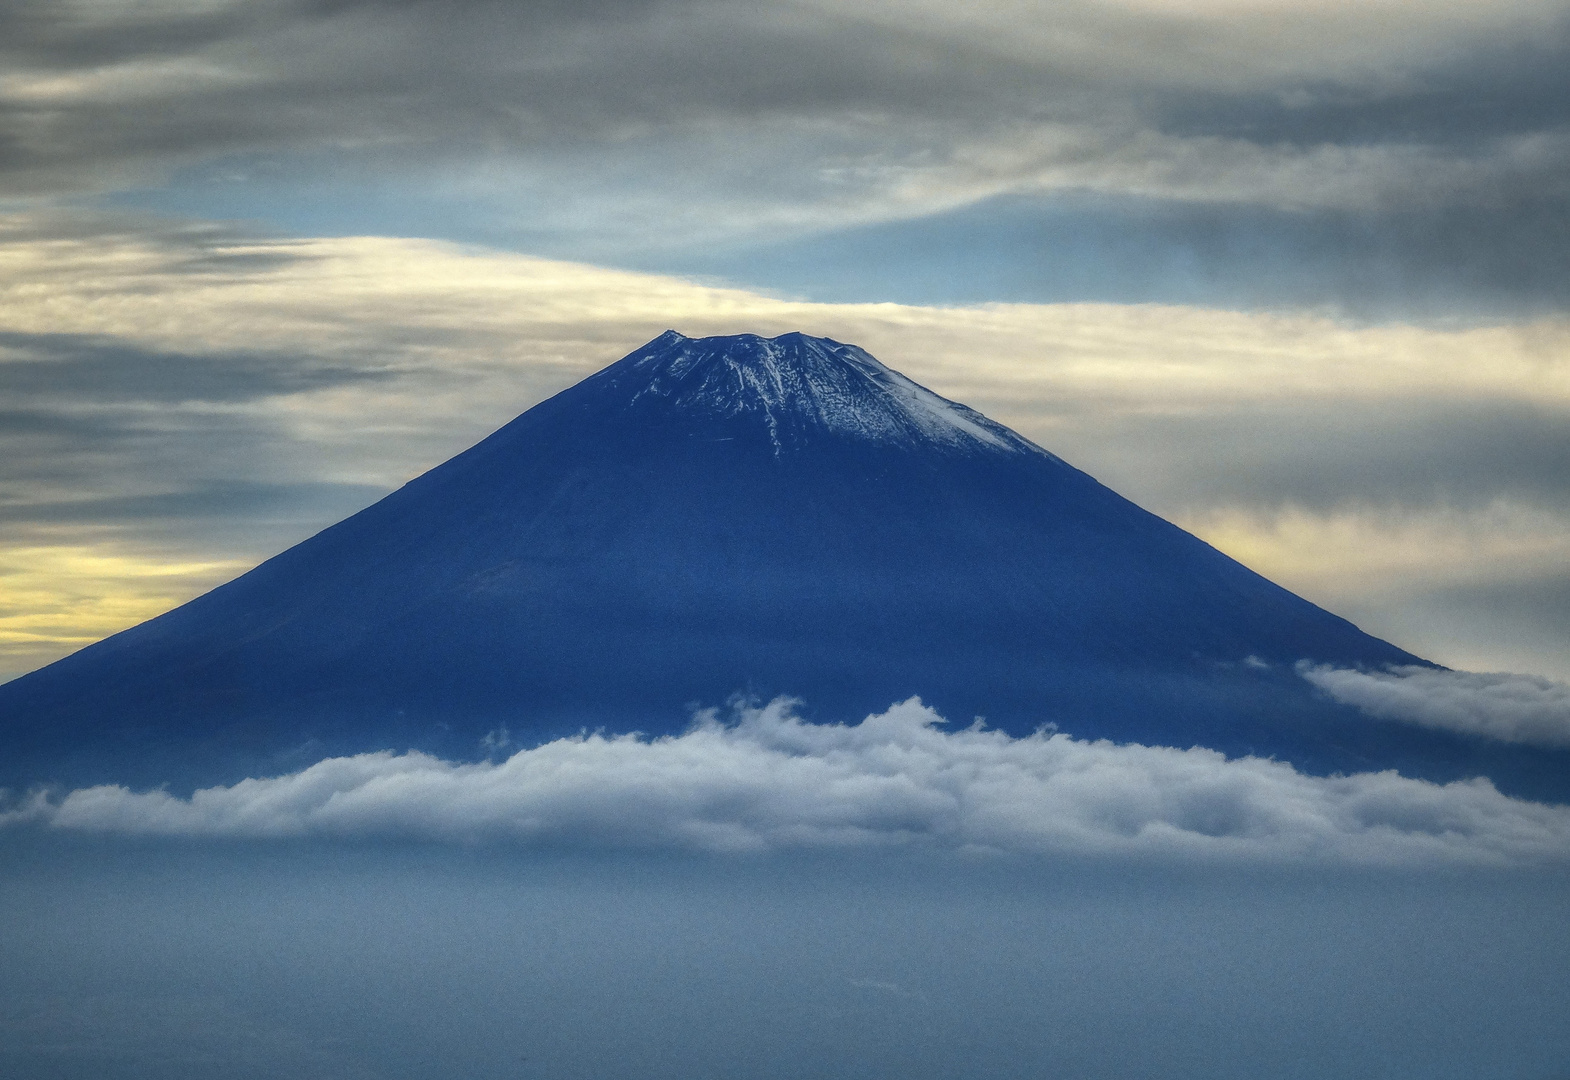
[2,331,1560,794]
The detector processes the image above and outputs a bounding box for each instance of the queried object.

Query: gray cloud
[1153,25,1570,154]
[1423,575,1570,653]
[0,1,1038,191]
[1301,664,1570,748]
[0,322,412,574]
[681,191,1570,319]
[0,481,384,527]
[2,0,1568,305]
[0,331,399,403]
[1062,401,1570,520]
[8,697,1570,864]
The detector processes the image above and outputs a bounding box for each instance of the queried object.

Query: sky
[4,5,1570,1076]
[2,0,1569,690]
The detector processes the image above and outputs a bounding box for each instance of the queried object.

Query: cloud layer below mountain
[8,698,1569,865]
[1301,664,1570,748]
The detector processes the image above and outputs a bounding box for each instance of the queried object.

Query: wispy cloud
[1301,664,1570,748]
[8,698,1569,865]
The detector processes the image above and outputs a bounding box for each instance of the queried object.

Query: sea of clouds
[7,696,1570,865]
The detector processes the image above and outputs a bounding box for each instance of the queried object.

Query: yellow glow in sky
[0,546,249,681]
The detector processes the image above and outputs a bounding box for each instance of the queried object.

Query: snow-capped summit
[594,331,1037,456]
[4,331,1559,799]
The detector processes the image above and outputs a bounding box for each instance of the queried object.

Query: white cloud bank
[5,699,1568,865]
[1301,663,1570,749]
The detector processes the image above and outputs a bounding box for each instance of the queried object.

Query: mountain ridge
[3,331,1562,798]
[592,330,1040,456]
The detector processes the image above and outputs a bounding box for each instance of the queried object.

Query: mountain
[2,331,1563,796]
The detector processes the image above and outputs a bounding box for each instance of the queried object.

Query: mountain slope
[2,331,1561,796]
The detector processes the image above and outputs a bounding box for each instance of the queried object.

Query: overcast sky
[2,0,1568,685]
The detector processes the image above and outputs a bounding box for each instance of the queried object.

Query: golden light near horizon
[0,545,250,680]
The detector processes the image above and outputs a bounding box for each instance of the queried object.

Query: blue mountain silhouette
[3,332,1563,796]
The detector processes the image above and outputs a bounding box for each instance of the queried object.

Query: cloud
[7,697,1570,865]
[685,190,1570,319]
[0,331,399,404]
[3,0,1568,277]
[1300,664,1570,749]
[1177,502,1570,677]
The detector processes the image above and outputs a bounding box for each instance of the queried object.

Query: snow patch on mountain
[618,331,1045,456]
